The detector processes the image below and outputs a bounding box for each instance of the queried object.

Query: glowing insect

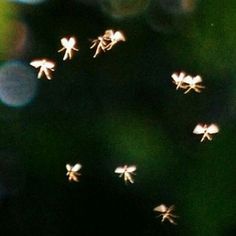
[90,35,108,58]
[153,204,178,225]
[30,59,55,80]
[66,163,82,182]
[103,30,126,50]
[58,37,79,60]
[171,72,188,90]
[90,29,125,58]
[182,75,205,94]
[114,165,136,184]
[193,123,219,142]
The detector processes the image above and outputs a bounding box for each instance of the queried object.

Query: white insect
[193,123,219,142]
[58,37,79,60]
[103,30,126,50]
[90,35,108,58]
[182,75,205,94]
[66,163,82,182]
[30,59,55,80]
[171,72,188,90]
[114,165,136,184]
[153,204,178,225]
[90,29,125,58]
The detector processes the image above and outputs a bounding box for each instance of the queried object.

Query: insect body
[153,204,178,225]
[114,165,136,184]
[30,59,55,80]
[193,123,219,142]
[66,163,82,182]
[171,72,188,90]
[58,37,79,60]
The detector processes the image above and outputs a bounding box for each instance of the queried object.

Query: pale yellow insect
[66,163,82,182]
[153,204,178,225]
[193,123,219,142]
[58,37,79,60]
[90,29,125,58]
[30,59,55,80]
[182,75,205,94]
[114,165,136,184]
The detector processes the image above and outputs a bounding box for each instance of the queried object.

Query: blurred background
[0,0,235,235]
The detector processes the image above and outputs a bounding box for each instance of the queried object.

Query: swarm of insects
[90,29,126,58]
[66,163,82,182]
[114,165,136,184]
[58,36,79,60]
[193,123,219,142]
[172,72,205,94]
[30,59,55,80]
[153,204,178,225]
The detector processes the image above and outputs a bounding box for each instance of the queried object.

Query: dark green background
[0,0,235,235]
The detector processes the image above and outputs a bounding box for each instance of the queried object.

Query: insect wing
[171,72,185,83]
[192,75,202,84]
[207,124,219,134]
[127,166,136,173]
[45,61,55,69]
[66,164,72,171]
[115,167,125,174]
[154,204,167,213]
[114,31,126,42]
[182,75,194,84]
[72,163,81,172]
[193,124,205,134]
[61,38,70,47]
[30,60,43,68]
[68,37,76,47]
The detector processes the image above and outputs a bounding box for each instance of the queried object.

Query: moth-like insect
[30,59,55,80]
[182,75,205,94]
[58,37,79,60]
[153,204,178,225]
[193,123,219,142]
[171,72,188,90]
[90,29,125,58]
[114,165,136,184]
[66,163,82,182]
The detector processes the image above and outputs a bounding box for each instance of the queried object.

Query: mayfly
[153,204,178,225]
[30,59,55,80]
[114,165,136,184]
[66,163,82,182]
[171,72,188,90]
[58,37,79,60]
[193,123,219,142]
[182,75,205,94]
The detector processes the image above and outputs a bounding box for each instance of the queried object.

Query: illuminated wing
[127,166,136,173]
[115,167,125,174]
[104,29,114,39]
[30,60,43,68]
[154,204,167,213]
[171,72,185,83]
[61,38,70,47]
[113,31,126,42]
[68,37,76,47]
[192,75,202,84]
[66,164,72,171]
[72,163,82,172]
[207,124,219,134]
[44,61,55,69]
[182,75,194,84]
[193,124,205,134]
